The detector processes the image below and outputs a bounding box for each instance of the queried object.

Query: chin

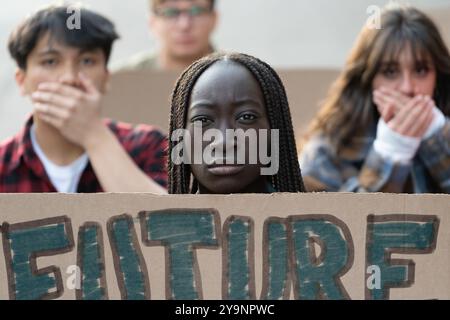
[173,47,203,59]
[202,179,250,194]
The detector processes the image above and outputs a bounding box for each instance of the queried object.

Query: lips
[176,38,196,46]
[207,165,244,176]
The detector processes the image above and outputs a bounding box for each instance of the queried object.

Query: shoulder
[300,134,334,156]
[301,131,373,161]
[0,135,20,176]
[105,119,167,149]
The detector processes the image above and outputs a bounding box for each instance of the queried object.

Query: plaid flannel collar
[5,115,48,180]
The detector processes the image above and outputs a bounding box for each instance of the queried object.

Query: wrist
[423,106,446,140]
[374,118,420,164]
[82,119,109,151]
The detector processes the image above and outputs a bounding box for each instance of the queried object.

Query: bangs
[373,26,434,72]
[386,34,429,63]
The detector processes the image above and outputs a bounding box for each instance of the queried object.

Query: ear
[15,68,27,96]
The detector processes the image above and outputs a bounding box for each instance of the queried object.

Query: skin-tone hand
[30,73,167,194]
[373,87,410,122]
[373,87,435,138]
[31,72,103,149]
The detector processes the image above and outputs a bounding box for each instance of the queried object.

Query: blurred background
[1,0,450,140]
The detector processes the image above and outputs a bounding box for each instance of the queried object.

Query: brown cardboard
[103,69,339,137]
[0,193,448,300]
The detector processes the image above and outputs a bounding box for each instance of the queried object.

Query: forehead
[190,60,264,104]
[156,0,210,7]
[380,40,432,65]
[31,32,103,56]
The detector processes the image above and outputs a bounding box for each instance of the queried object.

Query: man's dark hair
[151,0,216,12]
[8,5,119,70]
[168,52,305,194]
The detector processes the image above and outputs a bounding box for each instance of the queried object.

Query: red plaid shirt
[0,117,168,193]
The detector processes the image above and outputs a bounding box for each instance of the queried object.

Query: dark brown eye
[415,64,430,77]
[237,113,257,123]
[382,67,399,79]
[81,57,96,66]
[41,58,58,67]
[191,116,212,126]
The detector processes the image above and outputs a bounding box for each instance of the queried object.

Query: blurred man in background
[115,0,218,72]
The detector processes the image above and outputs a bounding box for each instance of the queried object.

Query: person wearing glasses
[115,0,218,72]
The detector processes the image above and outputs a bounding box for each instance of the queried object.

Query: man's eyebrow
[37,48,101,57]
[36,49,61,56]
[79,48,102,55]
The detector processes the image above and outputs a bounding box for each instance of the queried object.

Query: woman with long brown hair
[299,4,450,193]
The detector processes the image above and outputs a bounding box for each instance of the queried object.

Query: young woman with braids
[31,50,303,194]
[168,52,305,194]
[299,5,450,193]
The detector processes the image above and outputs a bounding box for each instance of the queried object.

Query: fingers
[389,95,423,128]
[378,87,410,106]
[31,91,78,111]
[34,107,64,129]
[373,87,409,121]
[380,93,402,112]
[373,87,430,124]
[78,72,98,95]
[373,92,396,122]
[37,73,99,100]
[31,77,103,148]
[406,99,435,137]
[389,96,434,137]
[34,103,71,125]
[38,82,84,98]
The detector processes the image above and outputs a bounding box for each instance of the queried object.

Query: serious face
[372,44,436,98]
[186,60,272,194]
[150,0,217,62]
[16,32,109,97]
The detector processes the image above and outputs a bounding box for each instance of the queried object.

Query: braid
[168,52,305,193]
[168,54,222,194]
[226,53,305,192]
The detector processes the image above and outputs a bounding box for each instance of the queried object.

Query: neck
[159,46,213,71]
[33,116,85,166]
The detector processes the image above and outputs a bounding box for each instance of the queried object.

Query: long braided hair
[168,52,305,194]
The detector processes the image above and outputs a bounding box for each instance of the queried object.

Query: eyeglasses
[154,5,211,20]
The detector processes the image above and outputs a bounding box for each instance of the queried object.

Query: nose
[176,13,193,30]
[58,64,82,88]
[207,120,237,160]
[399,72,415,97]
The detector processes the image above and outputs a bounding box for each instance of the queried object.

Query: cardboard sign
[0,193,448,300]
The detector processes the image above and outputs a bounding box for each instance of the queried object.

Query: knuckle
[67,100,78,110]
[73,91,83,101]
[67,107,76,117]
[60,116,69,126]
[91,93,101,102]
